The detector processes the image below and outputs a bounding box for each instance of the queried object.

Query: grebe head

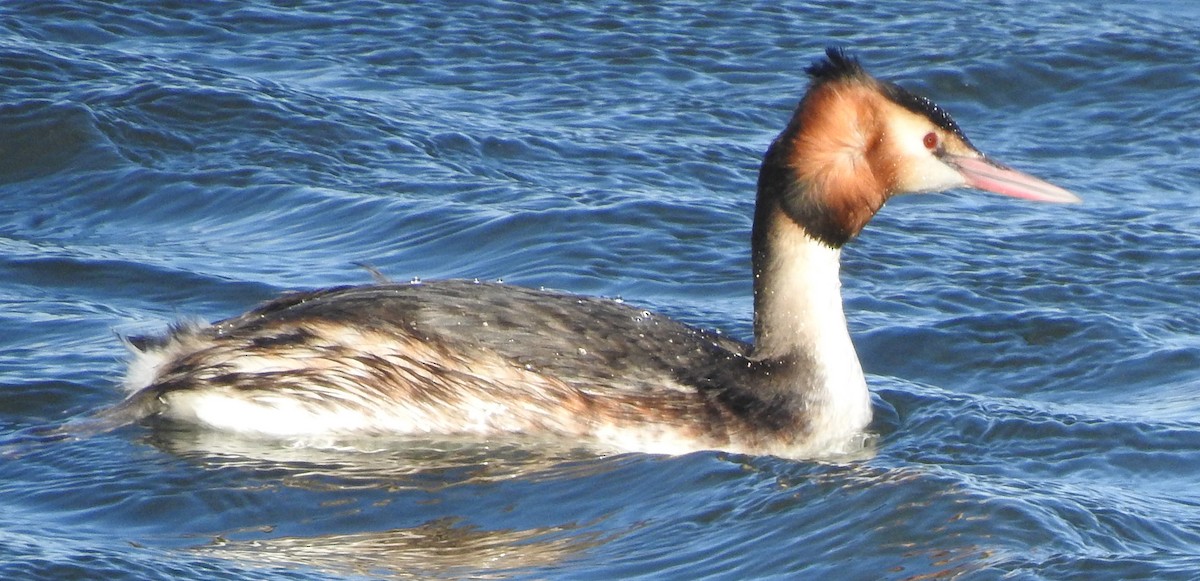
[760,47,1080,248]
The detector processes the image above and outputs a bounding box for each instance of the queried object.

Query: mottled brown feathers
[130,281,811,453]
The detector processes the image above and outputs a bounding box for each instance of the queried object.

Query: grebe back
[118,49,1079,458]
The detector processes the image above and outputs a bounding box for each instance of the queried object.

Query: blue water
[2,1,1199,578]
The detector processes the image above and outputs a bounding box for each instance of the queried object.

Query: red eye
[923,132,939,150]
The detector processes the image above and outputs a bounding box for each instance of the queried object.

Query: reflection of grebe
[118,49,1078,458]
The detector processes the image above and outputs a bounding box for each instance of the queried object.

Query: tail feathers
[2,329,179,457]
[121,321,200,354]
[85,388,166,429]
[0,389,164,458]
[125,333,165,353]
[118,323,206,395]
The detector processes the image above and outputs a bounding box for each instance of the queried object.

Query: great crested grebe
[115,48,1079,458]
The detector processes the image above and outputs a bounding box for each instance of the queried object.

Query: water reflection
[196,517,607,579]
[138,425,629,577]
[140,423,632,489]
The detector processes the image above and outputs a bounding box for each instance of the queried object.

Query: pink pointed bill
[945,155,1081,204]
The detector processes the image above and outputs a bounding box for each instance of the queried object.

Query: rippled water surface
[2,1,1200,579]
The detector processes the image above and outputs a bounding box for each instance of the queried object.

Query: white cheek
[895,154,967,194]
[886,116,967,194]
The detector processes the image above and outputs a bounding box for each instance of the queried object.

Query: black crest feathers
[805,47,972,145]
[805,47,867,83]
[880,82,972,145]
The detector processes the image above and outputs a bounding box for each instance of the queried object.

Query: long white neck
[750,206,870,443]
